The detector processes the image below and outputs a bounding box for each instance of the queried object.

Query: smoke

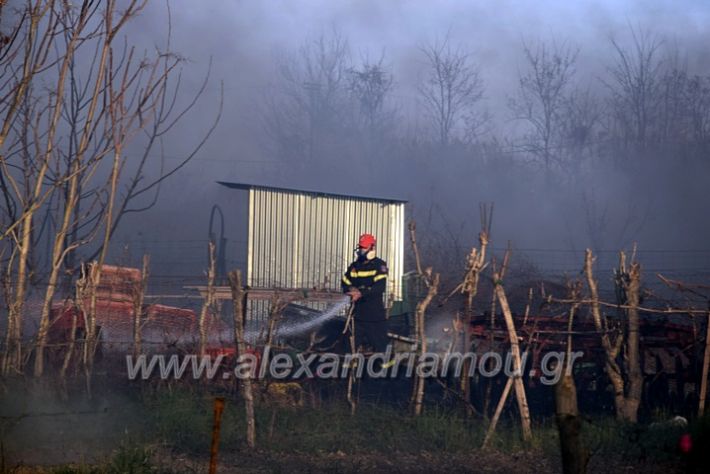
[95,0,710,279]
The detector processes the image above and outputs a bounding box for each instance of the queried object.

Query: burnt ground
[4,447,685,474]
[156,449,682,474]
[0,377,701,473]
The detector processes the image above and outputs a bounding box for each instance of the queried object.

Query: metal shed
[217,181,406,302]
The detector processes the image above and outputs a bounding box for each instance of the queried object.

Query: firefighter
[341,233,390,354]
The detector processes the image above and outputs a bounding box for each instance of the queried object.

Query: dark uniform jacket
[341,256,388,321]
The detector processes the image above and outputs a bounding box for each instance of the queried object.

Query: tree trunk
[584,249,627,421]
[228,270,256,448]
[698,311,710,417]
[199,242,216,356]
[132,255,150,359]
[407,221,440,417]
[623,262,643,423]
[81,261,100,399]
[461,240,488,415]
[483,376,514,447]
[34,156,81,377]
[555,373,589,474]
[2,228,30,375]
[60,306,79,383]
[60,270,87,396]
[412,271,439,416]
[2,5,80,376]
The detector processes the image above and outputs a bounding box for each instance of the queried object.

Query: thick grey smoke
[109,0,710,279]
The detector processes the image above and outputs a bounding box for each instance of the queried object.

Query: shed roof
[217,181,408,204]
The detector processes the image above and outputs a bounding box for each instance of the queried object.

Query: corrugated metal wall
[246,187,405,301]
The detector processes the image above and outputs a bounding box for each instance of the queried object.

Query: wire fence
[103,239,710,274]
[1,240,708,351]
[5,243,710,305]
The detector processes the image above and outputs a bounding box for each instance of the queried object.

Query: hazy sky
[110,0,710,275]
[127,0,710,179]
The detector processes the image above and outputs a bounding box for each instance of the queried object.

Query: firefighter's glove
[348,287,362,302]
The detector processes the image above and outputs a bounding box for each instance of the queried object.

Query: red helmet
[358,233,376,249]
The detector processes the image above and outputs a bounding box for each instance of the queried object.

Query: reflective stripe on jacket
[341,256,388,305]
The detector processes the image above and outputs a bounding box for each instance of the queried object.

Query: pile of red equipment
[48,265,199,354]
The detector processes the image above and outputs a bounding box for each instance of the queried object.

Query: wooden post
[699,311,710,417]
[482,247,508,418]
[523,287,533,326]
[228,270,256,448]
[493,272,532,441]
[209,397,226,474]
[346,306,358,415]
[482,376,514,447]
[555,282,588,474]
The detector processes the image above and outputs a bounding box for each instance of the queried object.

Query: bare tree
[683,74,710,145]
[658,60,689,143]
[408,221,440,416]
[418,36,486,146]
[605,27,664,147]
[0,0,220,376]
[198,242,217,357]
[261,29,351,166]
[347,55,397,163]
[509,39,578,177]
[613,250,643,422]
[585,248,643,422]
[442,204,492,414]
[579,187,648,254]
[347,56,394,132]
[656,58,710,151]
[1,0,76,374]
[228,269,256,448]
[561,87,603,166]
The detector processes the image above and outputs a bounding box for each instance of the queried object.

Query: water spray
[243,295,351,341]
